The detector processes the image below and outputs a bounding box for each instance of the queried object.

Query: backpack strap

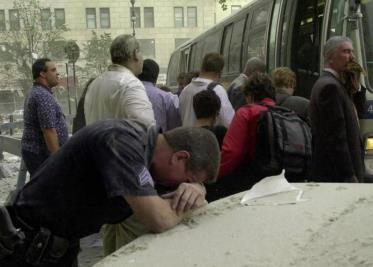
[206,82,220,91]
[278,95,291,106]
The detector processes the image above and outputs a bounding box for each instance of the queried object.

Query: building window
[41,8,52,30]
[130,7,141,28]
[0,10,5,31]
[86,8,96,29]
[100,8,110,28]
[174,7,184,27]
[231,5,241,14]
[9,9,20,31]
[175,38,189,48]
[138,39,155,59]
[187,7,197,27]
[55,8,65,29]
[144,7,154,28]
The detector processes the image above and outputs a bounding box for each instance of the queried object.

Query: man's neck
[34,79,50,89]
[195,118,215,128]
[199,71,219,81]
[324,66,340,79]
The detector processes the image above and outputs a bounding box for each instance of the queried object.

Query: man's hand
[161,183,207,215]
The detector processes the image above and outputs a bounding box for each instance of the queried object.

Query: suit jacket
[310,71,364,182]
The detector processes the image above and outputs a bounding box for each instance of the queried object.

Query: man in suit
[310,36,364,182]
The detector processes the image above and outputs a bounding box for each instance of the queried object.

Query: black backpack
[248,103,312,182]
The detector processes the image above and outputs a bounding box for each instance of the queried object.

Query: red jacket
[219,98,276,177]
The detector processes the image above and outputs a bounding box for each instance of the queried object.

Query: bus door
[279,0,326,98]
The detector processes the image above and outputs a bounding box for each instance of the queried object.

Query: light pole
[130,0,136,36]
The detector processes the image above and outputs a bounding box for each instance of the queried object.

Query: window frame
[86,8,97,29]
[9,9,20,31]
[187,6,197,27]
[54,8,65,29]
[100,7,111,28]
[174,7,184,28]
[0,10,5,31]
[41,8,52,31]
[130,7,141,28]
[144,7,154,28]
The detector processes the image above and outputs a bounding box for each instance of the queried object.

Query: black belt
[1,206,73,266]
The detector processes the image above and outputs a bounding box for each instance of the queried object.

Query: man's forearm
[42,128,59,154]
[125,195,185,233]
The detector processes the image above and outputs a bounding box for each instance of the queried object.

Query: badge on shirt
[137,166,155,187]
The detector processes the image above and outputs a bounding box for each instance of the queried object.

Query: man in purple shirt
[21,58,68,176]
[138,59,181,132]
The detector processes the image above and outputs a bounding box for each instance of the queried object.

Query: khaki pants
[102,215,148,256]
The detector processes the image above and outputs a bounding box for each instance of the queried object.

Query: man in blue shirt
[21,58,68,176]
[1,120,220,267]
[139,59,181,132]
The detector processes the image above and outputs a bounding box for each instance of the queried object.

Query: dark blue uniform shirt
[15,120,157,239]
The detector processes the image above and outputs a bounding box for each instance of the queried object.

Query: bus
[166,0,373,178]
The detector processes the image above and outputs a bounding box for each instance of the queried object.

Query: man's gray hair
[163,127,220,183]
[243,57,266,77]
[110,34,140,64]
[324,36,352,60]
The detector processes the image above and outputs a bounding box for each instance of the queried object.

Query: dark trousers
[21,149,49,178]
[0,207,79,267]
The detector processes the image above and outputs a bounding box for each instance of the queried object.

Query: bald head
[243,57,266,77]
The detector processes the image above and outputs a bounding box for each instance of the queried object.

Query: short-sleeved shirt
[14,120,158,239]
[143,81,181,132]
[84,64,155,127]
[179,77,235,128]
[21,83,68,154]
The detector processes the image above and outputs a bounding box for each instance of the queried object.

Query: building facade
[0,0,250,113]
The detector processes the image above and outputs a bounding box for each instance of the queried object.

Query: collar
[33,82,52,93]
[258,97,276,106]
[324,68,340,80]
[192,77,214,84]
[276,87,291,95]
[108,64,132,73]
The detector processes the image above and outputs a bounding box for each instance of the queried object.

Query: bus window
[180,47,190,73]
[242,1,271,68]
[221,24,233,74]
[166,51,180,87]
[290,0,325,98]
[229,19,245,73]
[328,0,347,37]
[268,0,281,71]
[361,2,373,89]
[203,30,222,56]
[189,41,205,71]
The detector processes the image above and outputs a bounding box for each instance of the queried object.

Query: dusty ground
[0,152,104,267]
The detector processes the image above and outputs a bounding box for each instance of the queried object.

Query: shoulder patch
[137,166,155,187]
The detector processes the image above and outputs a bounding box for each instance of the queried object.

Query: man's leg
[102,215,148,256]
[21,150,48,177]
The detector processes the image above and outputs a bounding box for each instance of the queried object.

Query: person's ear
[133,49,141,62]
[170,150,190,164]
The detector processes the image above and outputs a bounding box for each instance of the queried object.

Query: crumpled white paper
[240,170,305,206]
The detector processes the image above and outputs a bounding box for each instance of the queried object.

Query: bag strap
[278,95,291,106]
[206,82,220,91]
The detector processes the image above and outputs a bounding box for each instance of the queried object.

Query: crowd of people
[0,34,368,266]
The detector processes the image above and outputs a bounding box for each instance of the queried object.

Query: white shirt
[179,77,235,127]
[84,64,155,127]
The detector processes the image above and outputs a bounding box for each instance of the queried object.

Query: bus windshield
[361,1,373,88]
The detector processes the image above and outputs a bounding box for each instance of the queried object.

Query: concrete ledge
[94,183,373,267]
